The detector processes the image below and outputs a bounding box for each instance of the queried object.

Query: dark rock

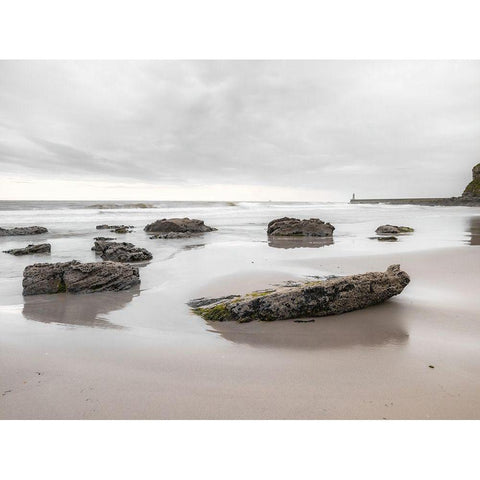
[92,240,152,262]
[3,243,51,255]
[149,232,195,239]
[88,203,154,209]
[375,225,414,235]
[112,227,133,234]
[191,264,410,323]
[188,295,241,308]
[267,217,334,237]
[23,260,140,295]
[369,236,398,242]
[0,226,48,236]
[94,236,116,241]
[462,163,480,198]
[144,218,216,234]
[96,224,134,231]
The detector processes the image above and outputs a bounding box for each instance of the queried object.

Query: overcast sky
[1,60,479,201]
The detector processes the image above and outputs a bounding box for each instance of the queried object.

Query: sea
[1,200,479,329]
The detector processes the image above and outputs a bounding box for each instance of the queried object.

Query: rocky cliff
[463,163,480,197]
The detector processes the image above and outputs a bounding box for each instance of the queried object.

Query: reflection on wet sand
[183,243,206,251]
[268,236,334,249]
[468,217,480,245]
[22,287,140,329]
[207,301,408,350]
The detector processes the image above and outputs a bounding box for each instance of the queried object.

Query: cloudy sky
[1,60,479,201]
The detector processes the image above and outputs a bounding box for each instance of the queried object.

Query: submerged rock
[375,225,414,235]
[3,243,51,255]
[96,224,134,233]
[0,226,48,236]
[92,240,152,262]
[144,218,216,234]
[267,217,334,237]
[149,232,195,239]
[23,260,140,295]
[369,236,398,242]
[88,203,154,209]
[190,265,410,323]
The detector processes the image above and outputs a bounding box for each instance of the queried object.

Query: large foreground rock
[267,217,334,237]
[190,265,410,323]
[375,225,414,234]
[144,218,216,235]
[23,260,140,295]
[92,240,152,262]
[0,226,48,236]
[3,243,51,255]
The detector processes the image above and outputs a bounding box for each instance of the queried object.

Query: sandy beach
[1,201,479,419]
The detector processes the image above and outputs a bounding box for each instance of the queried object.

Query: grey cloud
[1,60,480,198]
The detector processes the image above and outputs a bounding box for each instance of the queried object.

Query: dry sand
[1,246,479,419]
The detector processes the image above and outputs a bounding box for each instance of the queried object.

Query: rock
[188,295,241,308]
[144,218,216,234]
[22,260,140,295]
[94,236,116,241]
[149,232,194,239]
[369,236,398,242]
[267,217,335,237]
[112,227,133,234]
[96,224,134,231]
[3,243,51,255]
[88,203,154,209]
[375,225,414,234]
[0,226,48,236]
[462,163,480,198]
[190,264,410,323]
[92,240,152,262]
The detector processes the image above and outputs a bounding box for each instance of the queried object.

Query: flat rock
[92,240,152,262]
[96,224,134,233]
[190,264,410,323]
[369,236,398,242]
[23,260,140,295]
[3,243,51,255]
[267,217,334,237]
[88,203,154,209]
[0,226,48,236]
[149,232,196,239]
[144,218,216,234]
[376,225,414,234]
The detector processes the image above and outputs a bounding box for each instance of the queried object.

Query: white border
[0,0,480,59]
[1,1,479,478]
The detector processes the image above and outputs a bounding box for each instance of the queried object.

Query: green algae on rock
[190,265,410,323]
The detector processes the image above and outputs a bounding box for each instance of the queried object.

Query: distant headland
[350,163,480,206]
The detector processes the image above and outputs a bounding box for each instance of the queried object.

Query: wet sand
[1,245,479,419]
